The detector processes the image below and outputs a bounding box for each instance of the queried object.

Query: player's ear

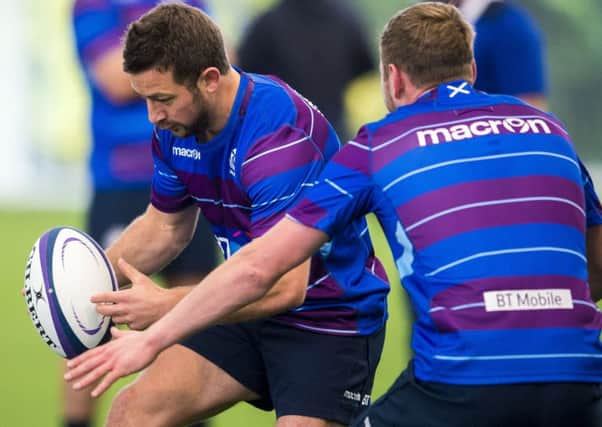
[198,67,220,93]
[388,64,405,101]
[470,60,477,84]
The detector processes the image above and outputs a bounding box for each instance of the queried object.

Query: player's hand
[92,258,172,330]
[64,326,158,397]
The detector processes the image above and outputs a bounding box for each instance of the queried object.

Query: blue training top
[72,0,209,190]
[290,80,602,384]
[151,71,389,336]
[473,1,547,96]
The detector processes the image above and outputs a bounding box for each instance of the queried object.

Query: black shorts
[181,319,385,424]
[87,189,220,276]
[352,361,602,427]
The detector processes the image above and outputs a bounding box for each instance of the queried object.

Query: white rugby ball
[23,226,117,358]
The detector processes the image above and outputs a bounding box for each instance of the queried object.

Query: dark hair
[123,2,229,87]
[380,2,474,88]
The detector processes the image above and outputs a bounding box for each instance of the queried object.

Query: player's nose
[146,100,166,124]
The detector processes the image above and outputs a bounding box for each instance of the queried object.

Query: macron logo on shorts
[416,116,552,147]
[172,146,201,160]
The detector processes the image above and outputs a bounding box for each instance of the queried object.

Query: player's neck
[394,84,437,109]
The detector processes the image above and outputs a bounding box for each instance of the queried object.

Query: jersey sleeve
[288,126,376,237]
[580,160,602,227]
[72,0,122,70]
[149,129,195,213]
[239,124,330,238]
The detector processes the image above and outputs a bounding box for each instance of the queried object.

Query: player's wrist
[143,324,170,355]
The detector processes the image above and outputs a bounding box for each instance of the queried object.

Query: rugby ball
[23,226,117,358]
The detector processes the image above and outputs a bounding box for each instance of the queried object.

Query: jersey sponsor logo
[416,117,552,147]
[483,289,573,312]
[172,146,201,160]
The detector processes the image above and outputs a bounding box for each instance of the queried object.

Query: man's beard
[159,91,210,140]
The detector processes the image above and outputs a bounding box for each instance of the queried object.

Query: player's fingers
[95,303,126,317]
[91,290,128,304]
[117,258,143,282]
[21,288,25,297]
[91,369,122,398]
[66,343,106,370]
[72,359,112,391]
[65,360,99,383]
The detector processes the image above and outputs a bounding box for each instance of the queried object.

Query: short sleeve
[288,126,376,237]
[149,129,195,213]
[240,125,327,237]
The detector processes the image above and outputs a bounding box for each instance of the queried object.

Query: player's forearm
[219,261,308,324]
[140,218,326,353]
[218,288,295,324]
[106,207,196,287]
[143,242,278,352]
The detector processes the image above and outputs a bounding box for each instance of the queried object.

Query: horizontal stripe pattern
[371,104,569,171]
[241,126,322,188]
[290,81,602,379]
[396,175,585,250]
[274,306,359,335]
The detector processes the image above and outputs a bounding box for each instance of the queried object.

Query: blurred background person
[237,0,375,142]
[437,0,548,110]
[68,1,220,426]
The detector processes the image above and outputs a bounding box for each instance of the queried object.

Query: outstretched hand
[93,258,171,330]
[64,326,159,397]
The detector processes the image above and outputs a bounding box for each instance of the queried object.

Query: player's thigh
[262,321,385,426]
[114,344,259,424]
[87,189,150,248]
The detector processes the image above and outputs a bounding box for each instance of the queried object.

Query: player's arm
[150,217,326,338]
[587,225,602,302]
[218,258,311,324]
[96,250,310,329]
[65,218,328,397]
[89,46,138,104]
[106,203,199,287]
[92,204,199,329]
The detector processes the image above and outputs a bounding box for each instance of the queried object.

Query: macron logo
[416,117,552,147]
[172,146,201,160]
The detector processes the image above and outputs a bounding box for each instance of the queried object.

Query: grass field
[0,209,412,426]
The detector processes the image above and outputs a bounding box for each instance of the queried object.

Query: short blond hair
[380,2,474,88]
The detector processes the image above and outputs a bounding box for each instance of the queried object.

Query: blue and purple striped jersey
[72,0,208,190]
[289,80,602,383]
[151,71,389,336]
